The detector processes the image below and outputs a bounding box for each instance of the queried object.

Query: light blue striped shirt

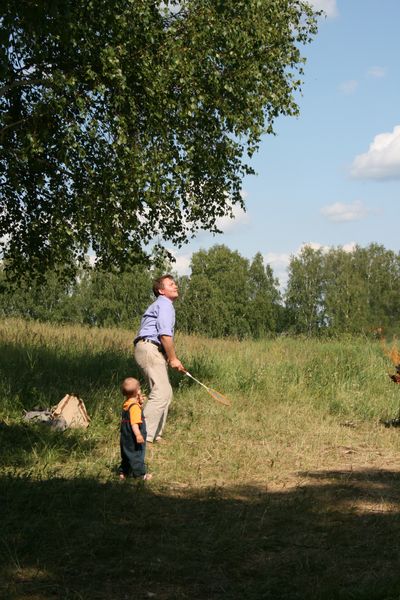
[135,296,175,344]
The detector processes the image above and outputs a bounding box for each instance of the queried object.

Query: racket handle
[185,371,205,388]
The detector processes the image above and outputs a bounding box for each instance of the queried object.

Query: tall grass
[1,319,400,483]
[2,319,400,599]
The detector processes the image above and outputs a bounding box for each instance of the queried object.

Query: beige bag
[51,394,90,429]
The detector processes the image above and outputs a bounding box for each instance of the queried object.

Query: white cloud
[0,234,10,246]
[299,241,330,253]
[87,253,97,266]
[264,252,291,271]
[338,80,358,95]
[298,241,357,253]
[0,234,10,259]
[308,0,338,18]
[168,249,192,276]
[264,252,291,290]
[297,241,356,254]
[159,2,181,15]
[368,66,386,78]
[351,125,400,180]
[215,195,250,233]
[264,246,325,290]
[321,201,369,222]
[342,241,357,253]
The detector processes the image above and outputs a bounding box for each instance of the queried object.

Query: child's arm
[132,423,144,444]
[129,402,145,443]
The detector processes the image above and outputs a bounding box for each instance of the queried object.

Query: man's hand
[160,335,185,371]
[168,357,186,372]
[136,434,145,444]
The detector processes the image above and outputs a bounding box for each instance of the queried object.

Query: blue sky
[169,0,400,288]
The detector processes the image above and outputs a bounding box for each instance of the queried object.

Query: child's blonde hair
[121,377,140,398]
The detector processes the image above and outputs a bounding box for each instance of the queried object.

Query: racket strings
[207,388,231,406]
[185,371,231,406]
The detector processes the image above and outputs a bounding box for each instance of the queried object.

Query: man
[134,274,185,443]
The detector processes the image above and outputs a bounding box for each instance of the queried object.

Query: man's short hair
[153,274,174,297]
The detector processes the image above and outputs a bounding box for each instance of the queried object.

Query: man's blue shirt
[135,296,175,344]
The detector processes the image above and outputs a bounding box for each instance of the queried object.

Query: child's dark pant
[119,416,147,477]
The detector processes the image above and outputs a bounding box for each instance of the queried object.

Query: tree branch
[0,78,50,97]
[0,115,41,137]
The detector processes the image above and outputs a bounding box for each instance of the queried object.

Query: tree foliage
[323,248,369,333]
[3,242,400,338]
[74,267,153,328]
[285,245,325,335]
[0,0,318,278]
[177,245,281,338]
[0,244,283,337]
[248,252,281,336]
[285,244,400,336]
[0,262,153,328]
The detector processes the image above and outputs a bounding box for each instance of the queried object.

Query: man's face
[159,277,179,301]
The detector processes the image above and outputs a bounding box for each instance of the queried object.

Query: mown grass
[1,319,400,599]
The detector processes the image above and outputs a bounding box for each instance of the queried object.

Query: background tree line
[1,242,400,337]
[286,243,400,336]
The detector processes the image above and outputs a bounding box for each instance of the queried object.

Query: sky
[168,0,400,289]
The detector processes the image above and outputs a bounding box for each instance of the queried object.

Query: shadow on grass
[0,422,93,470]
[0,339,140,412]
[0,337,209,416]
[1,469,400,600]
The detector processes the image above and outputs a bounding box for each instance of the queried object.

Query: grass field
[1,318,400,599]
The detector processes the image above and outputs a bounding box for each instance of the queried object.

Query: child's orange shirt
[122,399,142,427]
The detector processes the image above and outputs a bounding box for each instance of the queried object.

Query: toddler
[119,377,152,480]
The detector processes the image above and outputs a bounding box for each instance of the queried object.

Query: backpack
[51,394,91,430]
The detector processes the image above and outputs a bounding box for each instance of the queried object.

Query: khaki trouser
[134,341,173,442]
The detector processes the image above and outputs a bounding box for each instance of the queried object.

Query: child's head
[121,377,141,400]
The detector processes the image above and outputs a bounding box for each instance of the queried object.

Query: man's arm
[160,335,185,372]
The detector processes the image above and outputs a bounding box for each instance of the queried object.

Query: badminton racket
[185,371,231,406]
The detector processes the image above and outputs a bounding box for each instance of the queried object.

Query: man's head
[121,377,141,399]
[153,274,179,301]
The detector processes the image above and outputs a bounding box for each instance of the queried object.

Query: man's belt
[134,337,165,353]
